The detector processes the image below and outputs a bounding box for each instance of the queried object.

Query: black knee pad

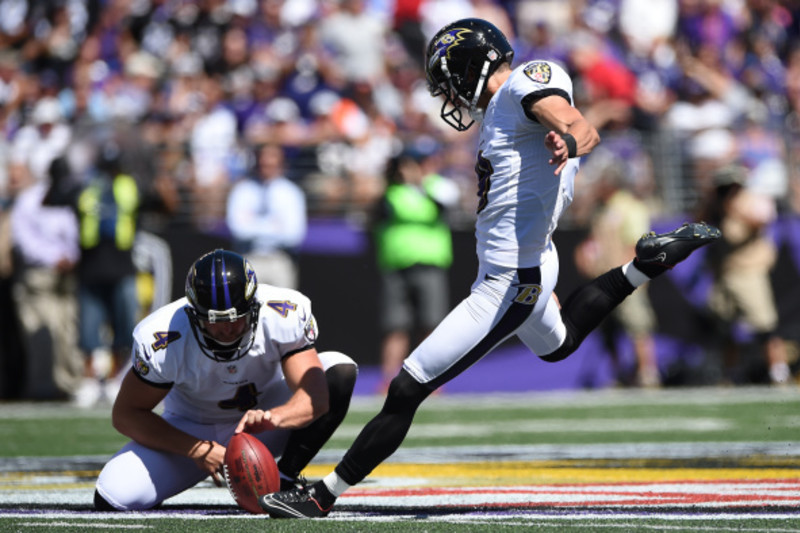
[94,490,118,512]
[383,369,433,414]
[325,363,357,411]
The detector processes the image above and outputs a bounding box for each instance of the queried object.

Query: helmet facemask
[429,51,497,131]
[187,303,260,362]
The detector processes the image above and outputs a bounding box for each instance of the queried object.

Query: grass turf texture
[1,386,798,457]
[4,517,800,533]
[1,386,799,531]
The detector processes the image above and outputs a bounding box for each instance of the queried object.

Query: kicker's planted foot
[259,480,335,518]
[634,222,721,278]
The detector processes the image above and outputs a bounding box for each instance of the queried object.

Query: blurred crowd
[2,0,800,401]
[1,0,800,223]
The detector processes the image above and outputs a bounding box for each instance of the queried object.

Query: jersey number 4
[475,151,493,214]
[218,383,259,411]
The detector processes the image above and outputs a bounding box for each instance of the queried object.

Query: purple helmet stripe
[210,254,217,309]
[221,254,232,309]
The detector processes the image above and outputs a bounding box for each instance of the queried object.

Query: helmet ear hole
[185,249,260,361]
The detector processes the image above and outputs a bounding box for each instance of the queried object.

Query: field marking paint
[5,510,799,521]
[327,417,735,439]
[3,477,799,512]
[5,441,798,473]
[346,386,800,411]
[2,441,798,526]
[16,522,152,529]
[5,457,799,493]
[302,460,800,485]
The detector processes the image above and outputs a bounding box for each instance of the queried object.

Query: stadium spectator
[226,143,307,288]
[10,97,71,184]
[0,51,24,123]
[0,126,18,398]
[677,0,743,51]
[735,102,789,203]
[188,73,241,233]
[568,30,638,131]
[469,0,514,40]
[392,0,428,69]
[618,0,679,58]
[44,138,141,407]
[513,18,569,68]
[699,164,791,385]
[574,160,661,388]
[5,0,791,224]
[9,159,83,400]
[0,198,21,399]
[318,0,389,87]
[372,143,459,392]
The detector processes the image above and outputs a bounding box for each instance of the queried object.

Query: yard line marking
[346,386,800,411]
[329,417,734,439]
[16,522,152,529]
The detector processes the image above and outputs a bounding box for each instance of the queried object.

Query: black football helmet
[185,249,260,361]
[425,18,514,131]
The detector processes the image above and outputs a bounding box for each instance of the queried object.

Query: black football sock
[335,370,432,485]
[540,267,635,362]
[277,363,357,479]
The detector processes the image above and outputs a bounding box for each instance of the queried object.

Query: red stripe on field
[460,499,798,508]
[345,490,800,501]
[342,480,800,506]
[348,479,800,498]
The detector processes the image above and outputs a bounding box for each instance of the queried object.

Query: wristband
[562,133,577,158]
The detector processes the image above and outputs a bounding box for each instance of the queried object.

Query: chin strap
[468,58,491,112]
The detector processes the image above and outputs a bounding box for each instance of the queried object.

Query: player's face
[203,316,249,343]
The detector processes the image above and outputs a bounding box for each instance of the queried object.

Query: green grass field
[1,385,799,532]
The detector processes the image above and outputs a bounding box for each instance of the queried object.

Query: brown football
[223,433,280,514]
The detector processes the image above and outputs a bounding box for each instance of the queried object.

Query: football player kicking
[258,18,720,518]
[94,249,357,511]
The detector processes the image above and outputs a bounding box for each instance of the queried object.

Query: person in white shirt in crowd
[10,97,71,184]
[9,157,83,400]
[226,143,307,289]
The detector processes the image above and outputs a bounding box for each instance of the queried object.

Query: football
[223,432,280,514]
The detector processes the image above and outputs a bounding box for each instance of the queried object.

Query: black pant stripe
[428,266,541,389]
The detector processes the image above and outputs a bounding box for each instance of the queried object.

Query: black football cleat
[259,481,335,519]
[279,476,305,492]
[634,222,721,278]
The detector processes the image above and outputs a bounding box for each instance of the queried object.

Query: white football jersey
[475,60,580,268]
[130,284,318,424]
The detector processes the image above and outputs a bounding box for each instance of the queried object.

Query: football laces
[222,464,239,502]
